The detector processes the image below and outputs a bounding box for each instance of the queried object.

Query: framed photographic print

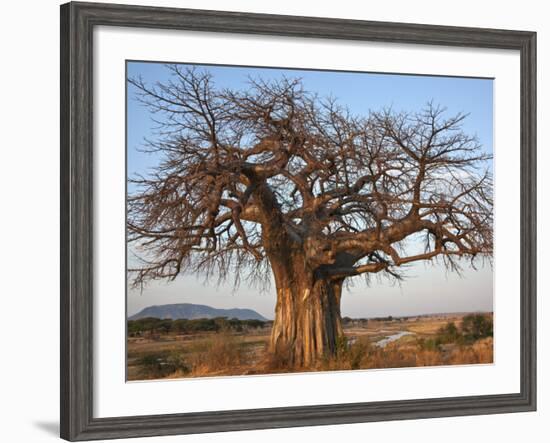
[60,1,537,441]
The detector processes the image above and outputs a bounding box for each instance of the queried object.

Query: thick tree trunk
[251,183,344,367]
[269,260,344,367]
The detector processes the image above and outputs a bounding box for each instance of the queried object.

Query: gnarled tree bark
[268,256,344,367]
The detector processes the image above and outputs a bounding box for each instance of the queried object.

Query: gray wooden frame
[60,1,537,441]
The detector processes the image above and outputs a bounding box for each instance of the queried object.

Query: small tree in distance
[127,66,493,367]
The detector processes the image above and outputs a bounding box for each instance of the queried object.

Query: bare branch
[127,68,493,288]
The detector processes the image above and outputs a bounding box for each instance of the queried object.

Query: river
[375,331,415,348]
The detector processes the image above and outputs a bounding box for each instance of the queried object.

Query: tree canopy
[127,66,493,289]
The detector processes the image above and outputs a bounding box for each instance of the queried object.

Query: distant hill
[129,303,268,321]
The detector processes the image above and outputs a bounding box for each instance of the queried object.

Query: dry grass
[185,332,247,377]
[448,337,493,365]
[317,336,493,372]
[127,313,493,380]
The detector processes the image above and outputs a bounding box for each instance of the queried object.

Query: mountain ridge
[129,303,268,321]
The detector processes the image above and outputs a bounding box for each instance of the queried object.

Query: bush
[461,314,493,341]
[418,316,493,350]
[136,351,190,379]
[417,337,439,351]
[128,317,268,335]
[323,336,369,370]
[436,321,461,344]
[346,341,369,370]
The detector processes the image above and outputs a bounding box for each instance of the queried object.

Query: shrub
[436,321,461,344]
[461,314,493,341]
[417,337,439,351]
[321,336,370,371]
[128,317,268,335]
[136,351,190,379]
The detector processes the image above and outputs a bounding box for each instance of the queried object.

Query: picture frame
[60,1,537,441]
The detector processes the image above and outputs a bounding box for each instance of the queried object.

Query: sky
[126,61,494,319]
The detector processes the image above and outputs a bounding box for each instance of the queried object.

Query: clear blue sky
[127,61,493,319]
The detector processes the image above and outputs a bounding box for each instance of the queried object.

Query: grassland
[127,313,493,381]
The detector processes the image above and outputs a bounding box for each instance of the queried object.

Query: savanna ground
[127,312,493,381]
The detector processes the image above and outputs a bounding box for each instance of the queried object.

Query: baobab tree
[127,66,493,367]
